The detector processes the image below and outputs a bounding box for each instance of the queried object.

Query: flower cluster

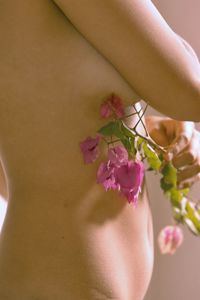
[79,93,200,255]
[79,94,145,206]
[97,147,144,206]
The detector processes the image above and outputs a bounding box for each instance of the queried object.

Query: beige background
[145,1,200,300]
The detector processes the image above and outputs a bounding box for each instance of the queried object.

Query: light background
[145,1,200,300]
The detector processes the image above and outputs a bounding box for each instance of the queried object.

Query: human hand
[145,116,200,188]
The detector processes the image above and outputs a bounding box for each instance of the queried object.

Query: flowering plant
[79,93,200,254]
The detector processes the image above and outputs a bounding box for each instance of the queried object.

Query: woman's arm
[52,0,200,121]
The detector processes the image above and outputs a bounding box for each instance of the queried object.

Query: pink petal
[108,146,128,167]
[109,94,125,118]
[100,93,125,119]
[96,160,118,191]
[79,135,101,164]
[114,160,144,205]
[100,101,113,118]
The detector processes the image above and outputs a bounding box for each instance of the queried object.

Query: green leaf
[184,201,200,235]
[160,177,174,192]
[142,141,162,171]
[169,188,183,209]
[121,136,136,158]
[158,152,164,161]
[98,120,124,139]
[173,210,184,223]
[98,121,118,136]
[180,188,190,197]
[120,120,136,138]
[184,218,199,235]
[147,167,154,171]
[163,186,189,210]
[137,137,144,147]
[134,137,144,153]
[171,196,200,236]
[161,161,177,189]
[98,120,137,157]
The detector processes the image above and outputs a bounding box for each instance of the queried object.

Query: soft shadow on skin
[84,176,146,225]
[86,188,127,225]
[90,286,119,300]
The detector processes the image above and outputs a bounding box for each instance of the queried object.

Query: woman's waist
[1,180,153,262]
[0,185,153,299]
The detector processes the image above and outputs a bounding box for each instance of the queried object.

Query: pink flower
[96,160,119,191]
[100,93,125,118]
[158,225,184,255]
[108,146,129,167]
[79,135,101,164]
[114,160,145,206]
[100,101,112,119]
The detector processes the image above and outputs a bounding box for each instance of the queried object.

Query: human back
[0,1,153,299]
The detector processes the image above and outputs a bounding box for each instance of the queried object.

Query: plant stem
[134,129,167,153]
[101,101,167,153]
[131,103,149,136]
[107,138,121,145]
[119,108,142,120]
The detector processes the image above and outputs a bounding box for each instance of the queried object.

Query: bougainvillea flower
[100,93,125,118]
[96,160,119,191]
[79,135,101,164]
[114,160,145,206]
[108,146,129,168]
[158,225,184,255]
[100,101,112,118]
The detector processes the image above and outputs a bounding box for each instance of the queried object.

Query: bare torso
[0,1,153,299]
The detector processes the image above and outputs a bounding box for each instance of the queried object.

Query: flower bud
[158,225,184,255]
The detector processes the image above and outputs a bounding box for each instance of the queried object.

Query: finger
[178,173,200,189]
[168,122,194,155]
[173,130,200,168]
[148,128,169,146]
[173,150,197,168]
[177,164,200,183]
[145,116,170,147]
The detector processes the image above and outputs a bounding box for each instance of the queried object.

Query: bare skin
[53,0,200,121]
[0,1,153,300]
[0,1,200,299]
